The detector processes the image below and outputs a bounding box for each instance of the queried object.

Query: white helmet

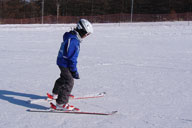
[76,19,93,37]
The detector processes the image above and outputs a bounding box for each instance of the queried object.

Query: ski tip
[101,92,106,94]
[47,93,54,99]
[98,92,106,96]
[111,111,118,114]
[50,102,57,110]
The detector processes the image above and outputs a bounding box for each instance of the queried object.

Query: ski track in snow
[0,22,192,128]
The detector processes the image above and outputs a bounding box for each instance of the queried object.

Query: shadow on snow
[0,90,48,110]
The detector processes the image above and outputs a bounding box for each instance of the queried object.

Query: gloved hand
[71,71,80,79]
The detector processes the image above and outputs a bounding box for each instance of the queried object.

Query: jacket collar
[74,30,83,42]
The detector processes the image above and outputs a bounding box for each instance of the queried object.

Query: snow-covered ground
[0,22,192,128]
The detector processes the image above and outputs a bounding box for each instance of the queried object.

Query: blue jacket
[57,31,80,72]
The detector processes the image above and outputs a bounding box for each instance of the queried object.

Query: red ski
[29,92,106,104]
[27,109,117,116]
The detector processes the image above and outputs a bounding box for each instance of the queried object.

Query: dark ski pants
[52,66,74,104]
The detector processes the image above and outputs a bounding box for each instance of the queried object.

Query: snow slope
[0,22,192,128]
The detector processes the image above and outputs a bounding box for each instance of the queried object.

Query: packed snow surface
[0,22,192,128]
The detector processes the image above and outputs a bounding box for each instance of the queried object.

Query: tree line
[0,0,191,19]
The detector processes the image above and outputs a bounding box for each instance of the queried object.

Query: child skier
[51,19,93,111]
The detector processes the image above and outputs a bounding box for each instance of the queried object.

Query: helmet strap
[76,28,87,38]
[79,21,87,33]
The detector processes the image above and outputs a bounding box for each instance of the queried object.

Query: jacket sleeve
[66,38,80,72]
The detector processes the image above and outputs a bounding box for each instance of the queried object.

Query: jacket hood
[63,31,82,42]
